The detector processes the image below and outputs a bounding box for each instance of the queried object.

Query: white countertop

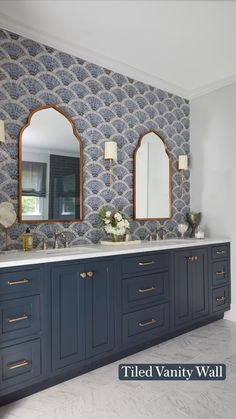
[0,238,230,269]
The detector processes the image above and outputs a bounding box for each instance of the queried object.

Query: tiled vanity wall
[0,29,190,248]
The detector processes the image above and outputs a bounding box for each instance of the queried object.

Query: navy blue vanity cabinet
[51,263,86,371]
[174,247,209,327]
[51,259,115,372]
[121,251,171,346]
[210,243,231,314]
[84,260,115,358]
[0,265,48,401]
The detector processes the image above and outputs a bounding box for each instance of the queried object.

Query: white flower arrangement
[98,208,130,241]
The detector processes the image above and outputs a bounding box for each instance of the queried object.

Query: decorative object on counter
[0,202,17,250]
[125,232,132,241]
[177,223,188,239]
[0,120,5,143]
[104,141,117,191]
[177,155,188,189]
[22,227,33,251]
[195,226,205,239]
[186,212,202,238]
[98,208,130,242]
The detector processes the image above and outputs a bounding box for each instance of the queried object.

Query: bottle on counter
[22,227,33,251]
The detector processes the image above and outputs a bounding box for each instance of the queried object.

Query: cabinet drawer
[0,339,41,390]
[212,286,230,313]
[212,261,229,287]
[0,267,42,296]
[122,253,169,275]
[212,245,228,260]
[0,295,41,343]
[122,271,169,311]
[122,303,170,345]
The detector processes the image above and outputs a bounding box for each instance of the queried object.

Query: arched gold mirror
[134,130,172,220]
[19,105,83,222]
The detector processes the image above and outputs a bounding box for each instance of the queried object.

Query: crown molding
[189,73,236,99]
[0,12,189,99]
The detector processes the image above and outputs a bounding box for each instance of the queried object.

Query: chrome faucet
[53,231,69,249]
[157,227,167,240]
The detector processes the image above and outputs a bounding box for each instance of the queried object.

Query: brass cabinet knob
[87,271,94,277]
[80,272,87,278]
[188,256,198,262]
[216,296,226,302]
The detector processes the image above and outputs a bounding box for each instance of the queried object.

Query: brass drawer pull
[139,318,156,327]
[216,251,225,255]
[80,272,87,278]
[138,261,155,266]
[7,279,29,286]
[138,286,156,293]
[216,271,225,276]
[8,314,29,323]
[7,359,30,370]
[216,296,226,303]
[86,271,94,278]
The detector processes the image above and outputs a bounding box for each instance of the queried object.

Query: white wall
[191,83,236,321]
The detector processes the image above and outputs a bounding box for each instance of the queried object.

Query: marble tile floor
[1,319,236,419]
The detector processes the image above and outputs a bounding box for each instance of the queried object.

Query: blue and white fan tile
[0,28,190,248]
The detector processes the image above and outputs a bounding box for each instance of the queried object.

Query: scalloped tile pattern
[0,29,190,249]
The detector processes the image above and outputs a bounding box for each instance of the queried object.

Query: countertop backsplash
[0,29,190,250]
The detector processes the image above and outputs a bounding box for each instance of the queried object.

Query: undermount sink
[154,239,194,245]
[36,246,98,255]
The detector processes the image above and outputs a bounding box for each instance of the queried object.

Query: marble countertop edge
[0,238,230,269]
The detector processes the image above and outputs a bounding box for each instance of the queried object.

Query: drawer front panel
[212,286,230,312]
[123,271,169,311]
[0,268,42,296]
[0,339,41,390]
[212,261,229,287]
[122,253,169,275]
[122,303,170,345]
[0,296,41,343]
[212,245,228,260]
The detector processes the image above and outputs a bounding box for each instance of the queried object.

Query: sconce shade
[0,120,5,144]
[104,141,117,160]
[178,155,188,170]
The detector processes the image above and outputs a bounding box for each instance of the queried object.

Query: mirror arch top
[19,104,83,223]
[134,130,172,220]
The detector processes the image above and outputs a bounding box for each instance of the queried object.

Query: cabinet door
[52,264,85,371]
[174,250,192,326]
[192,248,209,319]
[85,261,114,358]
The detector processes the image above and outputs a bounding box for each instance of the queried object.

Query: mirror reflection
[134,131,172,220]
[20,106,83,222]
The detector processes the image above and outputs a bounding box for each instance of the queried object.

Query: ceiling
[0,0,236,99]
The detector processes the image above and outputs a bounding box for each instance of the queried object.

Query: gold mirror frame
[19,104,84,223]
[133,130,172,220]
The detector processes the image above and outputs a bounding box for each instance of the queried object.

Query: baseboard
[224,305,236,322]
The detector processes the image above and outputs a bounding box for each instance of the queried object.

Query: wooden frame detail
[133,130,172,221]
[18,104,84,223]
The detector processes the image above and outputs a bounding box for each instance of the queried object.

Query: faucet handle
[61,231,70,248]
[42,237,48,250]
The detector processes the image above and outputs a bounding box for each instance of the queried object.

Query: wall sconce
[0,120,5,144]
[104,141,117,191]
[177,155,188,187]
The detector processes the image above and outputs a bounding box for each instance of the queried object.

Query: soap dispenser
[22,227,33,251]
